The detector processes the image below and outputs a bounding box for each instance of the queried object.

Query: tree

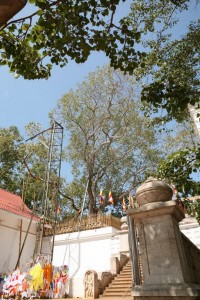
[155,121,199,198]
[51,66,162,214]
[0,126,24,193]
[127,0,200,122]
[125,0,200,218]
[0,0,191,81]
[0,124,65,218]
[21,121,66,218]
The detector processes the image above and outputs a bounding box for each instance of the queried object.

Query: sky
[0,52,109,136]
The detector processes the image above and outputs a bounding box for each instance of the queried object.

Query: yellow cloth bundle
[29,263,44,291]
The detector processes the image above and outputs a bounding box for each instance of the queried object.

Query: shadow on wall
[62,232,81,297]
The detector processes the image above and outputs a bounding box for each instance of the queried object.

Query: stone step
[115,274,132,278]
[103,291,132,296]
[109,282,132,288]
[118,273,132,276]
[122,269,132,273]
[120,267,132,271]
[118,269,132,274]
[104,286,132,292]
[114,276,132,281]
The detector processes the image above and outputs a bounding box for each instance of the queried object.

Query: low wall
[181,232,200,283]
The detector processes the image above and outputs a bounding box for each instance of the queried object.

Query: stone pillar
[127,177,200,299]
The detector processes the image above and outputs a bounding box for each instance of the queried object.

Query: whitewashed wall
[0,210,37,273]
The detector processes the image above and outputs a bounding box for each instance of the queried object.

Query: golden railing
[44,214,121,236]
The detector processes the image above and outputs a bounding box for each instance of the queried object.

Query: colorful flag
[129,195,138,208]
[122,197,126,211]
[57,202,61,215]
[171,182,178,200]
[100,190,104,205]
[108,191,114,205]
[128,194,134,208]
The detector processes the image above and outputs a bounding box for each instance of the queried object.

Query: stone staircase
[100,259,133,299]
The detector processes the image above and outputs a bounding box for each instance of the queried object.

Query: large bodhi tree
[51,66,161,214]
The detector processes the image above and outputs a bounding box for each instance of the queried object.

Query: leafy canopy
[0,0,146,79]
[0,0,190,81]
[0,126,24,193]
[127,0,200,122]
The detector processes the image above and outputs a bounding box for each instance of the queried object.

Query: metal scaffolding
[28,120,64,262]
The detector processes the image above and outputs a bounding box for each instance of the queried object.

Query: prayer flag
[171,182,178,200]
[108,191,114,205]
[100,190,104,205]
[57,202,61,215]
[122,197,126,211]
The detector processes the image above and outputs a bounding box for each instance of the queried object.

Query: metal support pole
[127,216,140,285]
[80,179,89,221]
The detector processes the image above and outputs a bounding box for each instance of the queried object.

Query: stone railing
[44,214,121,236]
[181,232,200,284]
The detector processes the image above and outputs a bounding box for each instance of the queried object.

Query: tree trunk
[87,178,96,214]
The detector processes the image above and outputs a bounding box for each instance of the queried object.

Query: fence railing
[44,214,121,236]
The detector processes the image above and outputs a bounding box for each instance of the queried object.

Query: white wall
[0,210,38,273]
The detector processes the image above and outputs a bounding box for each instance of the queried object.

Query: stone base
[132,283,200,299]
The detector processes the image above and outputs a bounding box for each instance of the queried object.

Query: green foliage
[157,145,200,195]
[0,124,65,214]
[182,198,200,224]
[0,126,24,193]
[140,20,200,123]
[128,0,200,122]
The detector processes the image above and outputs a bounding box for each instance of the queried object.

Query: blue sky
[0,53,109,137]
[0,1,199,140]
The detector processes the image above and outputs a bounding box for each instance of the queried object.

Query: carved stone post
[127,177,200,299]
[84,270,99,299]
